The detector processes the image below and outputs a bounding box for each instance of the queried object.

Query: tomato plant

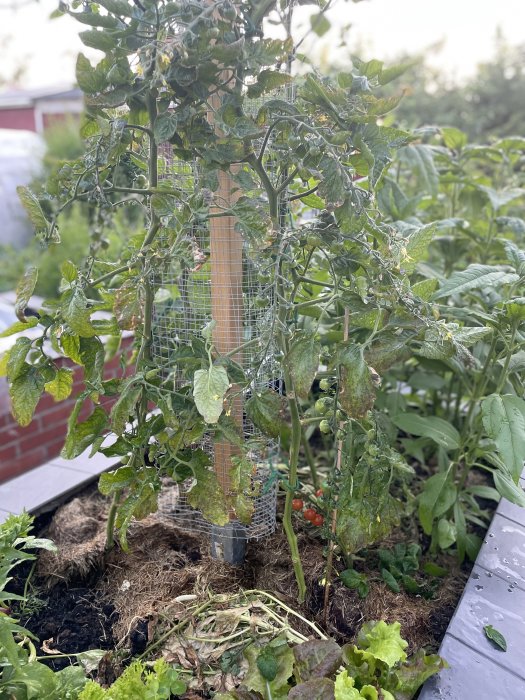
[3,0,523,610]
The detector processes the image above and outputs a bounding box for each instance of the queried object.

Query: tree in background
[393,32,525,140]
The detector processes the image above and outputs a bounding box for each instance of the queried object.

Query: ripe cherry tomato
[292,498,304,511]
[315,488,324,497]
[312,514,324,527]
[304,508,317,522]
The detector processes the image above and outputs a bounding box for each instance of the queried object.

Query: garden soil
[25,486,466,690]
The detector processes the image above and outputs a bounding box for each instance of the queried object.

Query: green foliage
[193,365,230,424]
[483,624,507,652]
[234,621,445,699]
[392,35,525,141]
[9,0,525,584]
[0,514,90,700]
[78,658,186,699]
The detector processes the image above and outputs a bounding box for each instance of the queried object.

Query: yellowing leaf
[193,366,230,424]
[45,368,74,401]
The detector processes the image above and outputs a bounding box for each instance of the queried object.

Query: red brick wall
[0,107,36,131]
[0,340,134,484]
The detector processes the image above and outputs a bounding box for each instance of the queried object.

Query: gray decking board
[420,475,525,699]
[497,478,525,527]
[477,513,525,592]
[420,634,525,699]
[0,448,119,520]
[445,564,525,680]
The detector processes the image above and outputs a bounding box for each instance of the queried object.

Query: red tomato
[315,488,324,497]
[312,514,324,527]
[292,498,304,511]
[304,508,317,522]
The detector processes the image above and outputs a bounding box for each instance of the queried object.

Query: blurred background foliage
[1,30,523,299]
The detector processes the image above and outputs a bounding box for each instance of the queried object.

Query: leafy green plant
[0,512,89,700]
[216,620,446,699]
[375,127,525,559]
[377,543,420,594]
[3,0,441,603]
[78,658,186,699]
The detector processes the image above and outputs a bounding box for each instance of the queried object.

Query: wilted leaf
[111,378,143,434]
[7,337,32,381]
[336,452,403,554]
[293,639,342,683]
[15,267,38,322]
[403,224,436,273]
[45,367,73,401]
[16,186,49,235]
[62,406,108,459]
[62,288,96,337]
[193,365,230,424]
[229,456,256,524]
[285,333,320,400]
[246,389,284,438]
[186,456,230,526]
[114,283,143,330]
[338,344,376,418]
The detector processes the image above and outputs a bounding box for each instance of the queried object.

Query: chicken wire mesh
[151,92,292,542]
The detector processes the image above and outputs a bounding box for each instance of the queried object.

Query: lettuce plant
[216,620,446,699]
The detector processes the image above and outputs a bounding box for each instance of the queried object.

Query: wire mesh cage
[151,93,291,546]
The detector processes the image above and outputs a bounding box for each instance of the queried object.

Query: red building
[0,86,83,134]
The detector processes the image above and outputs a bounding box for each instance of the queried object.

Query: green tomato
[319,419,331,434]
[319,378,331,391]
[315,398,328,415]
[219,1,237,20]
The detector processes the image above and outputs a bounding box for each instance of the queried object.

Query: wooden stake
[208,94,244,515]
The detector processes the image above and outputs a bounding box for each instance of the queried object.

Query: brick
[0,444,18,462]
[0,447,48,483]
[18,423,67,454]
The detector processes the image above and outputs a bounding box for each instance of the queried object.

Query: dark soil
[19,586,117,671]
[12,482,473,694]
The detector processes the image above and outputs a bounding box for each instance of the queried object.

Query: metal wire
[152,92,291,540]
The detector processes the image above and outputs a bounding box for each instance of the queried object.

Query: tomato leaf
[284,332,320,401]
[10,366,46,427]
[483,624,507,652]
[338,343,376,418]
[245,389,284,438]
[193,365,230,424]
[15,267,38,323]
[45,367,74,402]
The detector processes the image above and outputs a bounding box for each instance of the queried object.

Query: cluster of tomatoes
[291,489,324,527]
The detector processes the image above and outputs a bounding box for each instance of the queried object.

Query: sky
[0,0,524,90]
